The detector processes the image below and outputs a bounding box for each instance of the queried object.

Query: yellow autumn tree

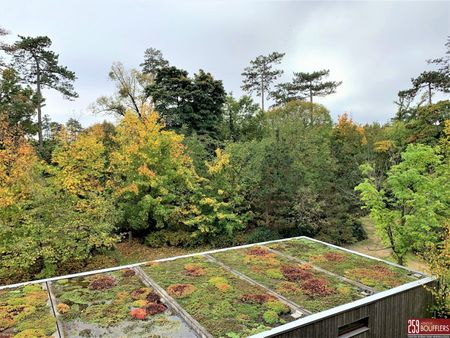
[334,113,367,145]
[52,124,107,196]
[0,117,119,283]
[109,106,199,233]
[109,105,244,244]
[0,116,42,208]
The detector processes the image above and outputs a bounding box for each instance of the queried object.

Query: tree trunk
[36,68,43,152]
[261,76,265,112]
[309,87,313,124]
[428,83,432,105]
[229,107,234,141]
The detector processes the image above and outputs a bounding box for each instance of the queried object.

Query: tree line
[0,29,448,316]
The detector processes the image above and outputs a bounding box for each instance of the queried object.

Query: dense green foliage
[0,68,38,136]
[146,66,226,141]
[356,143,449,265]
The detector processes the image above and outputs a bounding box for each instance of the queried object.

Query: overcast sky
[1,0,449,126]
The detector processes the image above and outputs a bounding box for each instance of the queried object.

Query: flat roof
[0,236,433,338]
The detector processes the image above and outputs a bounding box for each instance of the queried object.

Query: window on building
[338,317,369,338]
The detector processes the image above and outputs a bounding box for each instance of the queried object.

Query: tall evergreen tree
[190,69,226,140]
[140,47,169,75]
[6,36,77,152]
[241,52,285,111]
[271,82,304,107]
[289,69,342,106]
[146,66,226,140]
[146,66,192,129]
[411,71,449,105]
[394,88,418,121]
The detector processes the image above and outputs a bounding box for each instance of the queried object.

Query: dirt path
[346,217,429,273]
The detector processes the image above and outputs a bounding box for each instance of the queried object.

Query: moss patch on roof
[0,284,56,337]
[143,256,294,337]
[212,246,364,313]
[268,238,416,291]
[51,270,196,338]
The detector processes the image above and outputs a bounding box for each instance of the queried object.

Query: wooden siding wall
[274,284,433,338]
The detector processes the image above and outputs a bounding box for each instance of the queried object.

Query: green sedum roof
[0,237,428,338]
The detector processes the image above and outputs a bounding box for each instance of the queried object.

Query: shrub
[130,288,153,300]
[351,218,367,241]
[144,230,194,248]
[166,231,193,247]
[301,278,334,297]
[146,291,161,303]
[208,233,236,248]
[280,265,313,282]
[88,275,115,290]
[166,284,196,298]
[144,231,166,248]
[130,308,147,320]
[144,302,167,315]
[56,303,70,314]
[263,310,279,324]
[246,228,281,244]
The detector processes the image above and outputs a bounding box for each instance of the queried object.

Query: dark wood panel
[274,283,433,338]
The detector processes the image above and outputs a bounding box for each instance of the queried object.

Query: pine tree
[290,69,342,105]
[241,52,285,111]
[6,36,77,152]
